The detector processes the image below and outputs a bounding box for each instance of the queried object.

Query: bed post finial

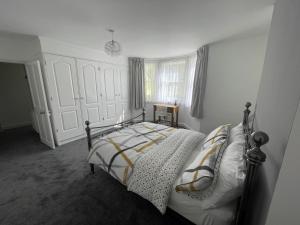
[245,102,251,109]
[142,108,146,122]
[235,130,269,225]
[243,102,251,129]
[85,120,95,174]
[85,121,91,151]
[247,131,269,165]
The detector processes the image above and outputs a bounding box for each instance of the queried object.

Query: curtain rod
[144,51,196,62]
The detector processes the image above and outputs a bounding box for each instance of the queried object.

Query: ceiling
[0,0,275,58]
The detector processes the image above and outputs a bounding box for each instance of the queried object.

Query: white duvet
[128,129,205,213]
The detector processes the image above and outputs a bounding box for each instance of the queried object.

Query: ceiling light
[104,29,121,56]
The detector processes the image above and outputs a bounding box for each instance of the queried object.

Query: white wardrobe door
[77,59,104,127]
[100,63,118,123]
[116,67,130,119]
[44,54,84,143]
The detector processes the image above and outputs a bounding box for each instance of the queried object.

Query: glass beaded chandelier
[104,29,121,56]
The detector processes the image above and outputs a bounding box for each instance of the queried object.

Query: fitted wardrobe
[40,53,130,146]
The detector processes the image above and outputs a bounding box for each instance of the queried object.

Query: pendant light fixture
[104,29,121,56]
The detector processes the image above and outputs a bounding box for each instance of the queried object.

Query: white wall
[179,106,202,131]
[0,62,33,129]
[0,32,41,63]
[145,34,268,131]
[199,34,268,133]
[265,100,300,225]
[248,0,300,224]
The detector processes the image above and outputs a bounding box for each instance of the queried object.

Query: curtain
[184,54,197,107]
[190,45,209,118]
[129,57,145,110]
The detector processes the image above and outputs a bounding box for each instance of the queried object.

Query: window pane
[158,59,186,104]
[144,55,196,106]
[145,62,157,102]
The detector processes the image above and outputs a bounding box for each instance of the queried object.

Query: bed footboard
[85,109,146,174]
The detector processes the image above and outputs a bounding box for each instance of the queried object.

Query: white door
[44,54,84,143]
[115,67,130,119]
[119,67,130,116]
[100,63,118,123]
[77,59,104,127]
[25,61,55,149]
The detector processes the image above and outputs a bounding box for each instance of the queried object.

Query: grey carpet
[0,126,194,225]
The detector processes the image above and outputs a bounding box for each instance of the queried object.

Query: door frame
[0,58,55,148]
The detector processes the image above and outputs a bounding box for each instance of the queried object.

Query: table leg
[171,111,174,127]
[153,106,156,123]
[176,111,179,128]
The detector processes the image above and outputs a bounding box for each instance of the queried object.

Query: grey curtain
[129,57,145,110]
[190,45,209,118]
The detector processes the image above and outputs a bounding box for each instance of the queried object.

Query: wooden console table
[153,103,179,127]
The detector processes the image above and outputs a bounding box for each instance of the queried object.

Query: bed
[84,103,269,225]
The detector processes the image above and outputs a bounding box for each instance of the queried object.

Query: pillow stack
[175,123,246,209]
[176,124,231,197]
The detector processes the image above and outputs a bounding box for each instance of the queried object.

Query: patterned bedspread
[88,122,176,185]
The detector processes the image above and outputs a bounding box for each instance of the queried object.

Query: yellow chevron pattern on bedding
[88,122,176,185]
[175,124,231,194]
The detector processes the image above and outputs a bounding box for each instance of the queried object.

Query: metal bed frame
[84,103,269,225]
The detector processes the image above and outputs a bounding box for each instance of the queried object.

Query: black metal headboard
[235,102,269,225]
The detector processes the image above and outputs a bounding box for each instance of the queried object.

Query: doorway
[0,61,55,149]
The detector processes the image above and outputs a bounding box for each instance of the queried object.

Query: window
[145,55,196,107]
[144,62,157,102]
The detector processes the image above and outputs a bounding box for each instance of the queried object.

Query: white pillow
[229,122,244,144]
[198,123,246,209]
[175,124,231,194]
[176,123,246,209]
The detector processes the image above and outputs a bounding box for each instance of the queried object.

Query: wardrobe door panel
[77,60,104,127]
[113,70,121,97]
[116,67,130,119]
[103,67,116,102]
[107,104,117,119]
[44,54,84,143]
[101,64,118,123]
[53,63,76,107]
[83,65,98,104]
[87,107,100,123]
[119,68,129,101]
[61,111,79,130]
